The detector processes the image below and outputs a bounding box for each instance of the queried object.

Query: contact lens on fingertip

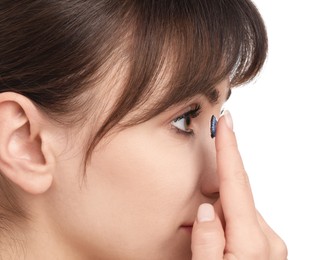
[210,115,217,138]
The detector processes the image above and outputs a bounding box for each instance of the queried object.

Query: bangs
[120,0,268,121]
[87,0,267,159]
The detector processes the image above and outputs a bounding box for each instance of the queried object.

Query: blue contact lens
[210,115,217,138]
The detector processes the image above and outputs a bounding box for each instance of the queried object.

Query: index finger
[215,111,258,227]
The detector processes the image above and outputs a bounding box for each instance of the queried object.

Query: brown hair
[0,0,267,225]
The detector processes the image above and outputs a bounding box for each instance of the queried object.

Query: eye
[171,105,201,136]
[172,115,193,134]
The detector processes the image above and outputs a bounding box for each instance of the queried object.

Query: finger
[256,211,288,259]
[215,111,258,228]
[213,198,225,229]
[191,204,225,260]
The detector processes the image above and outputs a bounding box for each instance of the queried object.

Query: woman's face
[46,79,230,259]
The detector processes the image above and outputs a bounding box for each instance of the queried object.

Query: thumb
[191,204,225,260]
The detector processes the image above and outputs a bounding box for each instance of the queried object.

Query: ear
[0,92,54,194]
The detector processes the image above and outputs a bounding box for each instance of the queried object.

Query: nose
[200,163,220,199]
[199,127,220,199]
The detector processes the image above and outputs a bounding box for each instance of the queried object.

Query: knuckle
[271,236,288,259]
[242,231,288,259]
[250,236,270,258]
[240,232,270,258]
[233,168,250,186]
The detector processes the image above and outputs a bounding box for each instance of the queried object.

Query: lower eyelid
[174,127,194,136]
[170,122,194,137]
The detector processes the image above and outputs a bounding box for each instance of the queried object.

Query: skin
[192,112,288,259]
[0,78,287,259]
[31,79,229,260]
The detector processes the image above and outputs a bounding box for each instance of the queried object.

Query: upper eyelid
[162,96,210,124]
[173,105,201,120]
[174,110,193,121]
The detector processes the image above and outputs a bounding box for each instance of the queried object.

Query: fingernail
[197,203,215,222]
[223,110,233,131]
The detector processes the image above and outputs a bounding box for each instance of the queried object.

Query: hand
[191,111,287,259]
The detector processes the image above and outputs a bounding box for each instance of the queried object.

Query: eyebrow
[207,87,231,104]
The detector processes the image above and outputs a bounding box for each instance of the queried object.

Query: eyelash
[171,104,201,136]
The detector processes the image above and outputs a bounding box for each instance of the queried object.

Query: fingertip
[192,204,225,259]
[217,110,234,137]
[222,110,233,131]
[215,110,233,151]
[210,109,233,139]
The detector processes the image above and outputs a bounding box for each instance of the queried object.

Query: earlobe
[0,93,54,194]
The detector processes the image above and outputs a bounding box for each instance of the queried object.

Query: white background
[227,1,309,259]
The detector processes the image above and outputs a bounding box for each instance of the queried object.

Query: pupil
[185,116,191,128]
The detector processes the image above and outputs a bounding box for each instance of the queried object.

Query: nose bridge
[199,134,220,197]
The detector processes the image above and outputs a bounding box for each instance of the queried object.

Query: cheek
[75,131,199,259]
[50,125,215,259]
[86,129,201,244]
[92,129,200,214]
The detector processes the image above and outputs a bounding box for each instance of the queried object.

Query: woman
[0,0,287,259]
